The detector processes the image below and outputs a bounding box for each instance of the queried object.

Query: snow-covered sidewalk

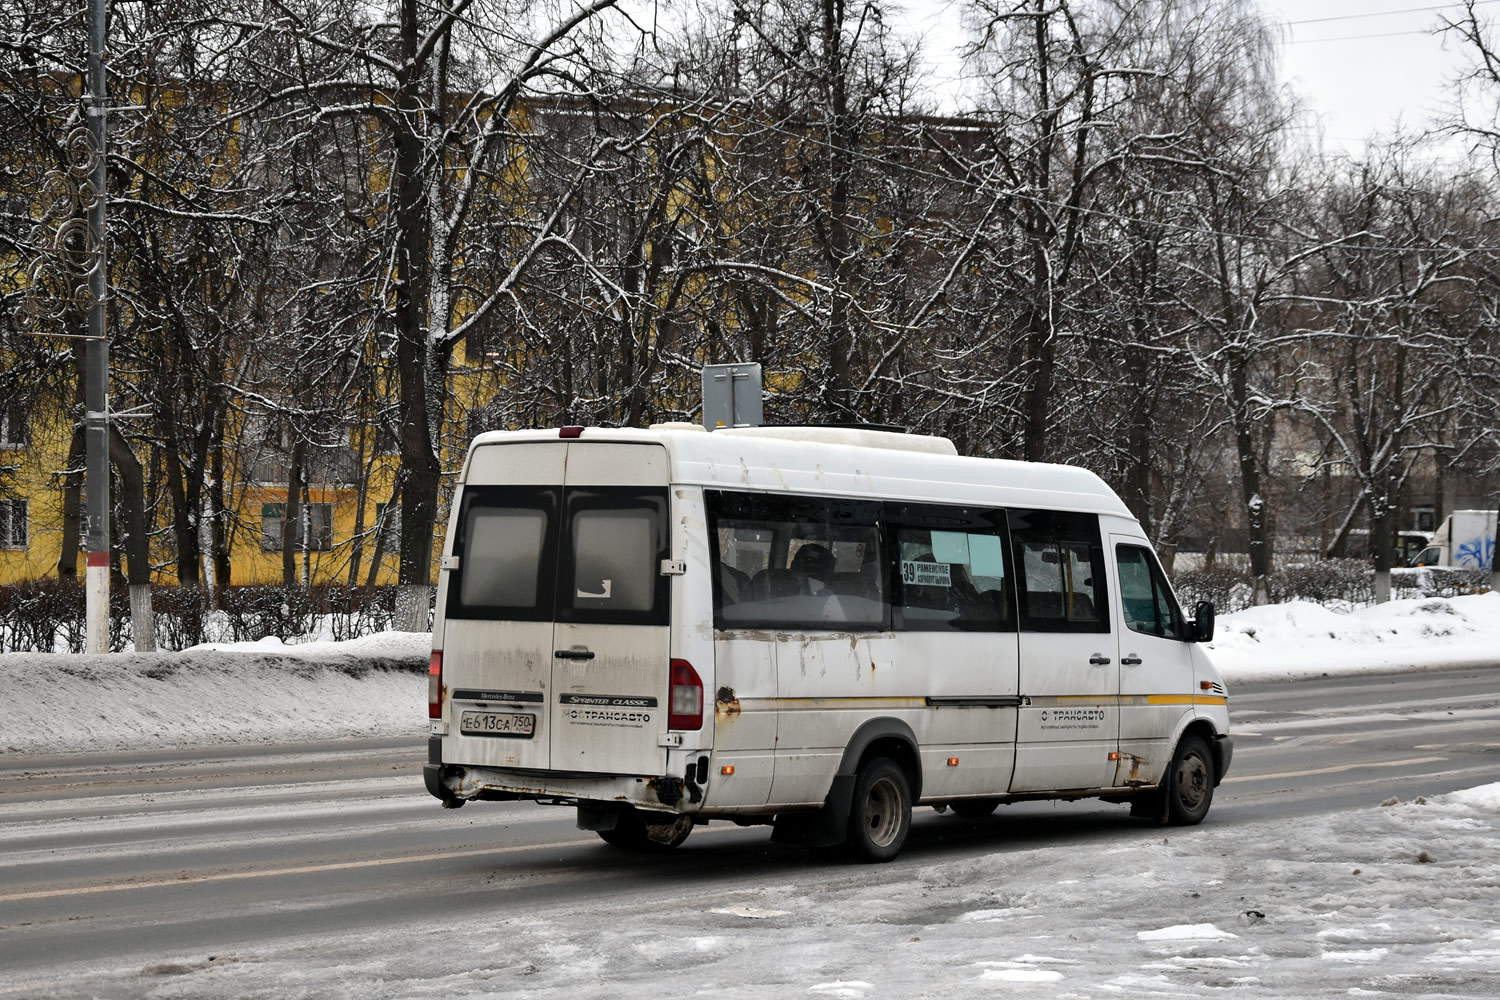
[2,595,1498,997]
[1,593,1497,756]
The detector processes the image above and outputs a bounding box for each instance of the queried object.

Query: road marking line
[0,842,582,903]
[1223,755,1447,783]
[0,823,748,904]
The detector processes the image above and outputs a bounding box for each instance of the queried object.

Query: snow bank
[0,632,429,755]
[1206,592,1500,682]
[2,591,1497,755]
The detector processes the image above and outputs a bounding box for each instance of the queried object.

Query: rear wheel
[948,798,1000,818]
[846,758,911,862]
[1163,734,1214,825]
[596,809,693,850]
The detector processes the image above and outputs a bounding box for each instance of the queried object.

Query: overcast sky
[902,0,1484,159]
[1265,0,1475,154]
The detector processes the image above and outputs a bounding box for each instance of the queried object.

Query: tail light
[668,659,703,731]
[428,651,443,720]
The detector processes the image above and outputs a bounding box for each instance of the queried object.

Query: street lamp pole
[84,0,110,653]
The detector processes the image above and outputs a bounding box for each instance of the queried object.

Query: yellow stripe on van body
[1026,694,1228,707]
[725,695,1225,713]
[764,697,929,711]
[1144,695,1228,707]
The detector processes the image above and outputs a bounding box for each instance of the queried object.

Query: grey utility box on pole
[702,363,763,430]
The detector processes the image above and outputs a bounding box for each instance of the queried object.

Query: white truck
[1409,510,1498,571]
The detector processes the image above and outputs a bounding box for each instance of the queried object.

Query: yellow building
[0,344,502,588]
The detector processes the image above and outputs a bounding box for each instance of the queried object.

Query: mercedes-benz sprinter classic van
[424,424,1231,861]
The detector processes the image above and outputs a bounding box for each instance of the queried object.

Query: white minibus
[424,424,1232,861]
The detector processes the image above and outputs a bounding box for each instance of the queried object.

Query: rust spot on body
[1118,752,1149,786]
[716,686,741,717]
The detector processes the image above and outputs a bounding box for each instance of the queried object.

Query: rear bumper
[423,737,460,803]
[424,747,695,811]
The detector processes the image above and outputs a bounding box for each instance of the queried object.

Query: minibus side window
[706,490,885,629]
[886,505,1014,632]
[1116,544,1184,639]
[1009,509,1109,633]
[446,486,559,621]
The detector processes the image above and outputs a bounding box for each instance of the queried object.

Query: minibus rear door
[548,446,674,776]
[442,442,569,772]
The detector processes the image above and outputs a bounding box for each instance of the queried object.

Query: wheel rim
[1176,749,1209,812]
[863,775,903,847]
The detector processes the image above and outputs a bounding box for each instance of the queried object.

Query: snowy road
[1,668,1498,998]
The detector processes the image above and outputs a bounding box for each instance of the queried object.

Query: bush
[1270,559,1375,608]
[0,582,427,653]
[1173,559,1492,615]
[1169,565,1248,614]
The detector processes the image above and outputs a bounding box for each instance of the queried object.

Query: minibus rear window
[557,488,670,626]
[461,509,547,608]
[447,486,559,621]
[447,486,669,626]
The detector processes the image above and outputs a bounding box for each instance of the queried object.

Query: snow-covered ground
[1206,591,1500,683]
[3,594,1499,998]
[10,780,1500,998]
[2,592,1498,755]
[0,630,430,755]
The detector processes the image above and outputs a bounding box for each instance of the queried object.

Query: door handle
[1088,654,1112,666]
[554,649,596,660]
[1121,654,1143,666]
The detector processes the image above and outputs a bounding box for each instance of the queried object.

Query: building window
[0,400,27,448]
[261,502,334,551]
[0,499,27,549]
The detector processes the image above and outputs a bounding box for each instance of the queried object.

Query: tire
[845,758,912,862]
[949,798,1000,819]
[1163,734,1215,826]
[596,809,693,851]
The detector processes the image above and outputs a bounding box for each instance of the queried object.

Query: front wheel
[846,758,912,862]
[1163,734,1215,825]
[948,798,1000,818]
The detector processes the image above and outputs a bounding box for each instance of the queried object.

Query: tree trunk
[367,479,401,590]
[282,436,305,588]
[1123,348,1153,530]
[58,425,86,582]
[108,424,155,651]
[391,18,440,618]
[1022,263,1056,463]
[210,431,231,594]
[1371,488,1394,604]
[1230,350,1272,605]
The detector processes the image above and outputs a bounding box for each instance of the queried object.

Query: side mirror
[1191,601,1216,643]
